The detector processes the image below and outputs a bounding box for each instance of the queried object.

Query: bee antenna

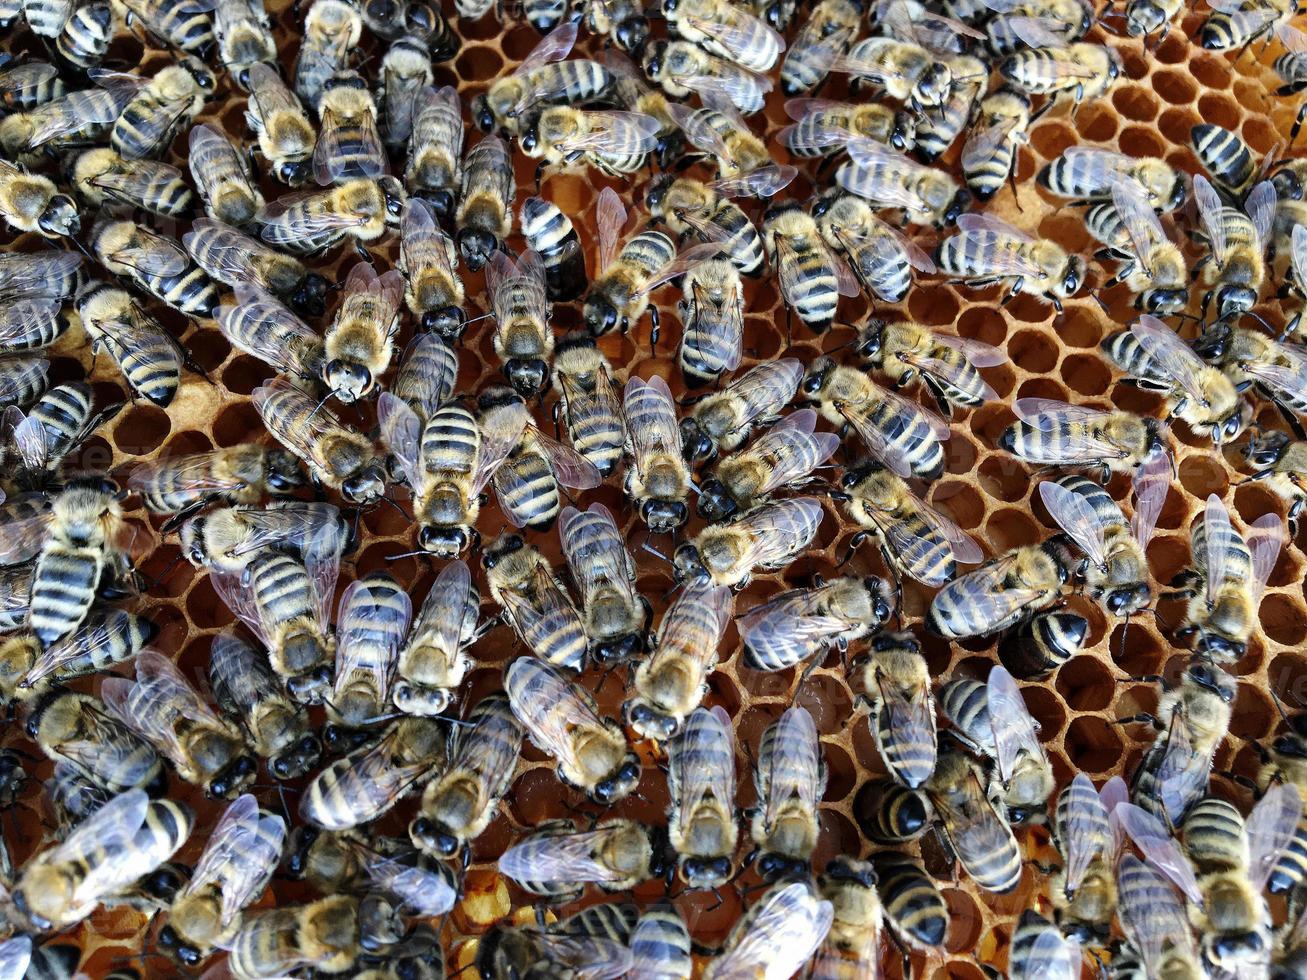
[641,541,671,564]
[385,549,429,560]
[1146,605,1173,631]
[380,495,410,519]
[1272,688,1295,725]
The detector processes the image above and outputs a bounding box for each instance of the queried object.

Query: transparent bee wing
[208,567,269,646]
[712,882,833,978]
[1017,924,1080,980]
[92,159,188,212]
[1193,174,1228,258]
[532,934,632,980]
[1116,853,1194,973]
[333,576,411,713]
[103,228,190,278]
[986,665,1045,788]
[314,103,388,185]
[1153,708,1214,830]
[596,186,627,273]
[764,706,821,823]
[658,584,734,657]
[101,649,228,768]
[1039,481,1110,567]
[500,822,638,886]
[1130,450,1171,548]
[377,391,423,488]
[247,63,308,120]
[1004,13,1071,48]
[1202,493,1233,610]
[629,908,691,980]
[666,101,733,161]
[734,497,824,572]
[26,89,125,147]
[1112,178,1167,273]
[0,937,31,980]
[444,694,521,803]
[0,252,80,301]
[190,124,258,204]
[1247,783,1303,892]
[42,787,151,900]
[299,725,432,830]
[257,190,362,245]
[560,503,639,612]
[86,67,147,99]
[506,656,609,764]
[635,241,726,297]
[624,375,682,482]
[1248,512,1284,600]
[1012,397,1107,428]
[739,598,848,670]
[932,554,1046,635]
[930,331,1006,367]
[961,112,1022,173]
[473,404,528,496]
[23,612,142,689]
[751,416,840,497]
[555,111,662,156]
[517,19,578,73]
[722,359,803,425]
[682,10,786,66]
[0,301,63,352]
[1246,179,1277,246]
[359,848,457,916]
[1131,315,1212,410]
[1111,802,1202,902]
[670,706,735,843]
[1058,773,1110,894]
[1293,225,1307,294]
[875,659,936,786]
[184,220,265,287]
[187,795,285,928]
[215,287,322,381]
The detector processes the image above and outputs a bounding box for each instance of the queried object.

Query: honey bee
[1200,0,1302,50]
[156,794,285,968]
[800,357,949,480]
[4,381,120,487]
[68,148,193,218]
[327,572,411,733]
[245,63,316,187]
[409,693,521,863]
[295,0,361,110]
[472,22,612,135]
[91,58,215,160]
[301,716,445,829]
[395,200,463,340]
[668,103,785,187]
[390,560,479,716]
[227,895,377,979]
[740,572,890,673]
[376,37,432,149]
[830,35,957,114]
[179,500,345,576]
[926,536,1073,639]
[913,53,988,164]
[1115,852,1205,979]
[1195,175,1276,323]
[1038,458,1168,621]
[522,107,660,182]
[1039,145,1185,212]
[698,408,838,524]
[313,71,387,185]
[641,39,772,114]
[779,0,862,95]
[0,355,47,410]
[663,705,738,889]
[1124,655,1235,828]
[521,196,587,302]
[500,817,664,898]
[214,0,275,88]
[0,251,81,304]
[811,192,936,305]
[1243,429,1307,534]
[552,333,624,476]
[25,688,164,795]
[1005,909,1083,980]
[560,503,649,667]
[209,632,322,780]
[748,706,824,880]
[998,396,1167,478]
[1001,609,1089,679]
[585,187,721,340]
[456,133,513,271]
[672,497,824,589]
[836,138,970,227]
[477,903,636,979]
[114,0,214,55]
[663,0,784,71]
[998,40,1121,107]
[1,609,154,705]
[629,906,692,979]
[1198,325,1307,429]
[0,159,78,239]
[843,632,934,792]
[253,376,388,504]
[1102,315,1249,444]
[214,288,325,391]
[89,221,219,316]
[623,584,733,742]
[56,1,116,70]
[675,261,744,390]
[1087,178,1189,315]
[856,319,1005,418]
[258,176,406,255]
[189,124,263,227]
[959,90,1030,202]
[680,361,802,462]
[809,855,885,980]
[482,532,588,672]
[186,220,328,318]
[102,649,258,799]
[0,87,126,157]
[1050,773,1123,945]
[646,176,765,280]
[924,746,1023,892]
[602,48,686,168]
[937,212,1086,311]
[321,262,404,404]
[10,788,191,933]
[623,374,693,534]
[404,86,462,218]
[704,880,834,979]
[782,98,915,159]
[579,0,650,52]
[506,655,641,804]
[486,251,553,397]
[763,201,860,334]
[29,477,133,650]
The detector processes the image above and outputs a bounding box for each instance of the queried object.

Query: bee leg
[1114,711,1161,730]
[1294,101,1307,143]
[1217,770,1261,793]
[354,239,375,266]
[836,531,868,568]
[648,305,661,354]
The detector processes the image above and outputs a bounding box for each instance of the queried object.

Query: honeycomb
[2,0,1306,975]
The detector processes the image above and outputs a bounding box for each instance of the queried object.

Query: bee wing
[876,661,936,777]
[1202,492,1233,609]
[1130,315,1211,408]
[560,503,638,609]
[314,104,387,185]
[1116,854,1194,972]
[734,497,824,570]
[920,495,985,565]
[1153,707,1215,831]
[94,159,188,211]
[629,909,690,979]
[960,112,1022,173]
[751,420,840,497]
[500,824,634,885]
[906,350,997,402]
[86,67,148,99]
[933,555,1045,633]
[1004,13,1072,48]
[835,402,910,479]
[1039,481,1110,567]
[187,795,285,929]
[446,695,521,798]
[101,650,227,765]
[22,613,135,689]
[681,68,770,113]
[763,706,821,821]
[247,63,308,119]
[1019,926,1080,980]
[660,584,734,653]
[411,559,475,662]
[183,219,263,286]
[359,849,457,916]
[300,726,431,830]
[1111,178,1168,272]
[986,666,1046,788]
[517,19,578,73]
[209,567,269,645]
[472,404,528,495]
[624,375,682,480]
[954,210,1036,245]
[1111,802,1203,902]
[596,186,628,273]
[1248,783,1303,892]
[498,568,581,650]
[103,227,190,277]
[670,706,735,844]
[128,447,245,514]
[1129,449,1171,548]
[1245,179,1277,246]
[740,601,848,670]
[344,261,405,316]
[533,934,632,979]
[830,49,918,86]
[190,124,257,201]
[1248,512,1284,600]
[333,576,411,709]
[1193,174,1228,258]
[257,190,362,245]
[722,359,803,425]
[635,242,727,297]
[1059,773,1109,894]
[555,111,662,156]
[1292,224,1307,292]
[378,391,423,488]
[712,882,833,978]
[682,10,786,64]
[1012,397,1107,428]
[215,288,321,380]
[0,937,30,980]
[43,787,151,898]
[0,252,80,301]
[209,632,277,714]
[26,89,124,147]
[665,101,732,161]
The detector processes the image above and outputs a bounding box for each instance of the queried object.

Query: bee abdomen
[247,552,317,623]
[30,548,101,648]
[1192,124,1254,193]
[866,398,943,478]
[567,411,623,476]
[876,853,948,948]
[496,453,560,530]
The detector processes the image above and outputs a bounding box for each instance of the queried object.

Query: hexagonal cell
[1198,93,1244,131]
[1006,329,1059,374]
[1179,453,1229,500]
[1063,715,1125,773]
[984,507,1040,552]
[113,404,171,457]
[1118,125,1167,160]
[1062,352,1112,395]
[1113,86,1160,122]
[1056,653,1116,712]
[1154,69,1199,106]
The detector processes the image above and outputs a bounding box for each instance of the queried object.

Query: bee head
[824,855,876,888]
[1209,931,1267,963]
[671,542,708,585]
[271,733,322,780]
[1104,582,1151,617]
[363,0,399,25]
[137,863,189,905]
[292,273,329,317]
[641,39,668,77]
[207,753,258,799]
[421,304,466,341]
[856,319,887,360]
[642,497,688,533]
[285,827,319,877]
[679,417,715,463]
[1245,428,1291,467]
[1274,166,1305,202]
[182,56,216,90]
[324,359,372,404]
[285,664,332,705]
[696,477,738,523]
[457,228,498,272]
[1163,171,1188,211]
[519,114,542,155]
[864,577,895,624]
[1187,659,1236,699]
[1062,922,1109,945]
[379,176,407,221]
[1139,286,1187,315]
[615,15,649,52]
[592,630,648,666]
[392,680,452,716]
[1214,399,1252,444]
[890,111,916,152]
[593,755,641,803]
[757,852,810,880]
[342,463,386,506]
[681,855,732,888]
[582,295,622,336]
[917,63,952,107]
[1214,285,1257,321]
[645,173,675,213]
[505,358,549,397]
[942,187,972,226]
[419,523,473,557]
[157,924,204,967]
[472,94,496,133]
[762,0,788,27]
[627,696,681,740]
[409,815,463,857]
[1195,630,1245,663]
[422,188,456,223]
[39,194,80,238]
[801,356,835,396]
[482,534,525,570]
[661,0,679,12]
[277,159,311,186]
[1059,256,1087,297]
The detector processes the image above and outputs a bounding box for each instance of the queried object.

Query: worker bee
[602,47,686,168]
[698,408,838,524]
[998,396,1168,478]
[129,444,302,522]
[326,572,411,733]
[646,176,765,280]
[927,536,1073,639]
[836,138,970,227]
[623,374,693,534]
[811,193,935,305]
[680,360,802,462]
[25,687,164,795]
[1124,654,1236,828]
[394,201,463,341]
[214,0,275,87]
[937,212,1086,311]
[663,0,784,71]
[1196,174,1276,325]
[924,746,1023,892]
[585,188,721,340]
[500,817,664,897]
[258,176,406,255]
[186,220,328,318]
[1086,178,1189,315]
[56,1,116,70]
[748,705,824,880]
[552,333,624,476]
[482,532,588,671]
[911,52,987,163]
[665,101,788,187]
[455,133,513,271]
[209,632,322,780]
[782,98,915,160]
[295,0,361,109]
[245,63,316,187]
[178,500,345,578]
[629,906,692,979]
[810,856,891,980]
[10,788,192,933]
[91,58,215,160]
[1,609,154,706]
[672,497,824,588]
[0,87,127,157]
[856,319,1005,417]
[477,903,636,979]
[1004,909,1083,980]
[472,22,612,136]
[156,794,285,968]
[214,287,326,390]
[779,0,862,95]
[392,559,480,716]
[1115,852,1205,979]
[1039,145,1185,212]
[253,376,387,504]
[641,39,771,114]
[560,504,649,667]
[301,716,445,829]
[1103,315,1249,444]
[1048,774,1124,945]
[829,35,956,113]
[959,90,1030,201]
[521,107,660,182]
[762,201,859,334]
[409,693,521,863]
[578,0,650,51]
[506,655,641,804]
[114,0,214,54]
[187,124,263,228]
[675,261,744,390]
[390,332,457,418]
[0,159,78,239]
[321,262,404,404]
[375,37,432,150]
[800,357,949,480]
[998,41,1121,106]
[521,196,586,302]
[226,895,384,979]
[4,381,120,487]
[403,85,462,217]
[69,148,192,219]
[313,71,386,185]
[0,251,81,304]
[740,572,890,674]
[846,630,936,790]
[89,221,219,317]
[704,880,834,979]
[1200,0,1302,50]
[486,251,553,397]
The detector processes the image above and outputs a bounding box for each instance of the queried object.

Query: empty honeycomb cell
[945,432,979,475]
[1233,480,1285,523]
[455,45,504,82]
[1112,85,1160,123]
[113,404,171,457]
[1057,305,1106,349]
[1109,380,1163,416]
[1055,651,1117,712]
[1037,212,1090,253]
[1061,352,1112,396]
[144,603,190,653]
[1075,102,1119,143]
[1179,452,1230,500]
[1233,683,1278,739]
[211,401,262,447]
[139,544,194,599]
[1117,124,1167,160]
[1154,69,1199,106]
[164,428,213,456]
[1005,329,1058,374]
[931,480,985,531]
[1006,293,1054,325]
[220,355,270,396]
[943,888,986,953]
[812,809,861,870]
[708,671,745,716]
[1159,105,1197,146]
[506,768,558,826]
[796,674,852,734]
[848,714,886,779]
[821,742,857,802]
[1021,685,1067,741]
[1199,92,1244,131]
[1148,532,1192,584]
[1262,648,1305,710]
[1112,622,1166,678]
[1063,715,1125,773]
[1029,122,1078,161]
[184,576,236,630]
[954,305,1008,347]
[908,286,960,326]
